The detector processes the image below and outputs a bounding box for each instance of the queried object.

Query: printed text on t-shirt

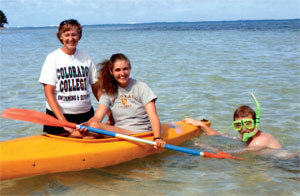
[56,66,89,92]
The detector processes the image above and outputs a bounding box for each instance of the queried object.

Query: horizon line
[3,18,300,29]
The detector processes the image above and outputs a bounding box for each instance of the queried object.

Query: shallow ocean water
[0,20,299,195]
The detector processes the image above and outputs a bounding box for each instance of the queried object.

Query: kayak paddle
[1,108,245,160]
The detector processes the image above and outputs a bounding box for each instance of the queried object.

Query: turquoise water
[0,20,299,195]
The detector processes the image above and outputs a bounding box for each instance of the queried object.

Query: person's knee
[68,130,83,138]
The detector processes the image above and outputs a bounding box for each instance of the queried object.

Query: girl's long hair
[96,53,131,95]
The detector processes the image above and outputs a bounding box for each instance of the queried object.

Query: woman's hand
[79,122,89,133]
[64,126,75,133]
[64,124,87,138]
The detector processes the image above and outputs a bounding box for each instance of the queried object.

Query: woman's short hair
[56,19,82,44]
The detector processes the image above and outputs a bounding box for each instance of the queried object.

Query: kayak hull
[0,121,206,180]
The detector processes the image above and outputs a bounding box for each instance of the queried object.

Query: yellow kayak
[0,121,209,181]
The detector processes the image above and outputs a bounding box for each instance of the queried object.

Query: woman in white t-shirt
[87,53,165,148]
[39,19,100,138]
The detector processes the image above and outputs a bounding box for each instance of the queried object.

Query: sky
[1,0,299,27]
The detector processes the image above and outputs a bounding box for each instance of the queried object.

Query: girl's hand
[153,138,166,149]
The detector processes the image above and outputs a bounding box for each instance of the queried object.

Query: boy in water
[184,94,282,153]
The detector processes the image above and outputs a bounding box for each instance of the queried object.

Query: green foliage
[0,10,8,27]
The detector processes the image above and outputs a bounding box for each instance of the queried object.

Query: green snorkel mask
[232,93,261,142]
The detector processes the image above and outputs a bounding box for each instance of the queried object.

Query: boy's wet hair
[233,105,256,123]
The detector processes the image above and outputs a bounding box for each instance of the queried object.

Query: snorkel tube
[242,93,261,142]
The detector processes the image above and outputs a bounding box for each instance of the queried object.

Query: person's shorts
[43,107,94,135]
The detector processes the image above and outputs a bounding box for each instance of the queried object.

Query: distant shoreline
[3,18,299,29]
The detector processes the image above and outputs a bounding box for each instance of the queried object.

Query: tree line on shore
[0,10,8,28]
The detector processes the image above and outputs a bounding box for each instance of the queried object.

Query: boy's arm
[227,146,266,155]
[183,118,219,136]
[194,142,221,152]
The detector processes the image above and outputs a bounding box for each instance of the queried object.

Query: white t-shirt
[99,79,157,133]
[39,48,98,114]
